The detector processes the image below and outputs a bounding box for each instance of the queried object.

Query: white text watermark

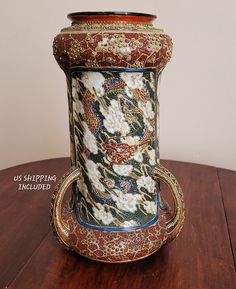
[13,174,57,190]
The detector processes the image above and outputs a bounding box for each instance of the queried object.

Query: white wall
[0,0,235,170]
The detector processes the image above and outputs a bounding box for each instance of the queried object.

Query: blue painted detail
[117,179,133,192]
[103,78,122,91]
[71,67,156,74]
[140,128,147,140]
[76,209,159,232]
[76,195,160,232]
[157,193,161,208]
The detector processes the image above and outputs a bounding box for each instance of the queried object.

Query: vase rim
[67,11,157,20]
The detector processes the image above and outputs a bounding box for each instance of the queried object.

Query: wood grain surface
[217,168,236,267]
[0,158,235,289]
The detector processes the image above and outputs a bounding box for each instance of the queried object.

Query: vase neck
[67,11,156,26]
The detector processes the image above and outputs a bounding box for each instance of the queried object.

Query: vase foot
[56,200,168,263]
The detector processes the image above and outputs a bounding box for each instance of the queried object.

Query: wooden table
[0,158,235,289]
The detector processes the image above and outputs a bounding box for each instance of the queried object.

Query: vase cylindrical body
[51,12,184,263]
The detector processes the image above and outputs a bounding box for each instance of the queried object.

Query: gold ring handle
[50,167,81,248]
[152,164,185,241]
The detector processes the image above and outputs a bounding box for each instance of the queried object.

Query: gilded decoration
[53,26,173,71]
[50,13,184,263]
[71,69,164,230]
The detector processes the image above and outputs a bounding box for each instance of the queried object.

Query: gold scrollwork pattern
[50,167,82,249]
[152,164,185,241]
[53,26,173,71]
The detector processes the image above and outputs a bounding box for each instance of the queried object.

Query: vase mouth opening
[67,11,157,25]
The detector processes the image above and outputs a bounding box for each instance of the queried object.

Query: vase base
[52,199,168,263]
[72,247,163,263]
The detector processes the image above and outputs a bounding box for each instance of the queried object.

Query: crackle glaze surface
[61,200,167,263]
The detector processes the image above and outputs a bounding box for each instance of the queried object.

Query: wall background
[0,0,236,170]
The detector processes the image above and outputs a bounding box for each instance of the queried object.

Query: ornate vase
[51,11,185,263]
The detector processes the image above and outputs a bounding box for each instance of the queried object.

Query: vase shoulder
[60,23,163,33]
[53,13,172,72]
[53,28,172,71]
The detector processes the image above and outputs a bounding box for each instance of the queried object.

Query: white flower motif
[97,37,132,59]
[149,72,156,92]
[124,86,133,98]
[120,72,144,90]
[82,122,98,154]
[138,100,155,119]
[81,72,105,97]
[111,189,142,213]
[119,46,131,54]
[93,203,114,225]
[134,152,143,163]
[121,72,145,99]
[74,100,84,115]
[147,148,156,166]
[102,99,130,136]
[138,100,155,132]
[77,178,89,199]
[122,220,138,227]
[113,164,133,176]
[98,37,109,48]
[85,159,105,192]
[121,136,140,146]
[137,176,156,194]
[143,200,157,215]
[93,180,105,192]
[72,78,79,100]
[86,159,99,175]
[120,122,130,135]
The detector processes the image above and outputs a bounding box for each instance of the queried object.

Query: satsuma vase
[51,11,185,263]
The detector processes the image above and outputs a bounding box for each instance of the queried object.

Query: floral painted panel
[71,69,160,231]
